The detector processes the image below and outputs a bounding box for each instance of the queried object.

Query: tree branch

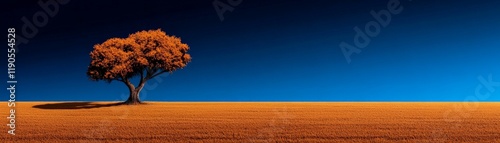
[139,70,144,80]
[122,78,136,91]
[145,67,154,78]
[115,76,125,82]
[148,70,168,80]
[138,69,145,87]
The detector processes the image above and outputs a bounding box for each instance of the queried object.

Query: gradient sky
[2,0,500,101]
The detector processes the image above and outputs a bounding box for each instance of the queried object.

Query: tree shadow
[32,102,125,110]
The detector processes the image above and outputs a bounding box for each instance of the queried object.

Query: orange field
[1,102,500,142]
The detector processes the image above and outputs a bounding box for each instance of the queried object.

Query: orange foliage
[87,29,191,82]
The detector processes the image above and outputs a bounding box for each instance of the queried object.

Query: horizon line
[6,100,500,103]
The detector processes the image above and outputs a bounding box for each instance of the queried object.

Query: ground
[1,102,500,142]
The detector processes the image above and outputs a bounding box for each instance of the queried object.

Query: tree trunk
[122,75,148,105]
[125,90,141,104]
[124,81,145,105]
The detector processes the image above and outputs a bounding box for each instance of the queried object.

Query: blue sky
[3,0,500,101]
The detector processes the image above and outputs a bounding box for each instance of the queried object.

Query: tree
[87,29,191,104]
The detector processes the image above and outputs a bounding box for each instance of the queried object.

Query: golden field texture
[1,102,500,143]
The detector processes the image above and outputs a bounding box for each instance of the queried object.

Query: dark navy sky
[2,0,500,101]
